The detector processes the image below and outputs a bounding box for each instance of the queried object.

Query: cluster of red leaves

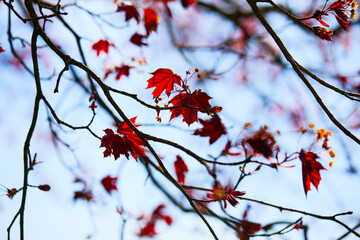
[117,0,195,46]
[174,155,188,184]
[101,175,118,194]
[207,182,246,208]
[312,0,357,41]
[138,204,173,237]
[104,64,133,81]
[100,117,146,161]
[146,68,219,125]
[236,205,262,240]
[194,114,227,144]
[243,126,277,159]
[92,39,114,56]
[169,89,212,126]
[0,44,5,53]
[299,149,326,196]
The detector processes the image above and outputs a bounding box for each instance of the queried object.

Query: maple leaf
[92,39,113,56]
[146,68,182,98]
[101,175,118,194]
[105,65,133,80]
[100,117,146,161]
[139,222,157,237]
[244,126,276,158]
[194,114,227,144]
[174,155,188,184]
[151,204,173,225]
[299,149,326,196]
[0,44,5,53]
[130,33,148,46]
[100,129,129,160]
[117,3,140,23]
[236,205,262,240]
[169,89,212,126]
[144,7,158,36]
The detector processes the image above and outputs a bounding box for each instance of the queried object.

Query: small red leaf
[151,204,173,225]
[194,114,226,144]
[144,7,158,36]
[92,39,113,56]
[169,89,212,126]
[146,68,182,98]
[174,155,188,184]
[0,44,5,53]
[101,175,118,194]
[117,3,140,23]
[105,65,133,81]
[139,222,157,237]
[244,126,276,158]
[299,149,326,196]
[130,33,148,46]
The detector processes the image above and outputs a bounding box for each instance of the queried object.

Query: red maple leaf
[92,39,113,56]
[139,222,157,237]
[130,33,148,46]
[244,126,276,158]
[101,175,118,194]
[194,114,226,144]
[100,117,146,161]
[151,204,173,225]
[146,68,182,98]
[236,205,262,240]
[117,3,140,23]
[169,89,212,126]
[138,204,172,237]
[144,7,158,36]
[299,149,326,196]
[105,65,133,80]
[100,129,129,159]
[174,155,188,184]
[0,44,5,53]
